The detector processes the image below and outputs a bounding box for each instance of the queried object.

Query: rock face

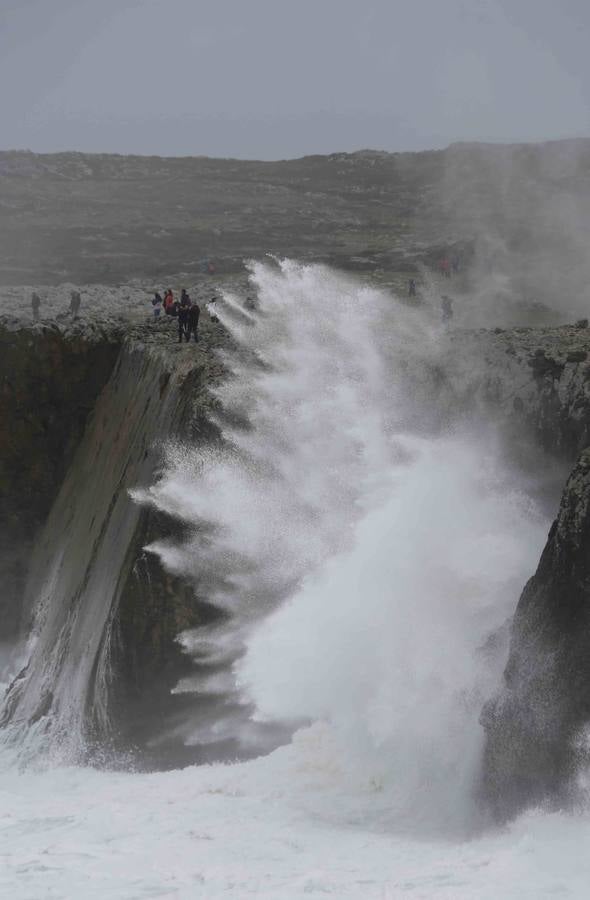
[0,321,122,637]
[480,448,590,821]
[0,309,232,765]
[434,326,590,460]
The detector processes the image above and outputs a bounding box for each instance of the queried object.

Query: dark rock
[480,448,590,821]
[567,349,588,363]
[0,320,121,636]
[528,350,565,382]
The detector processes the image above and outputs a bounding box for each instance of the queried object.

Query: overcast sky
[1,0,589,159]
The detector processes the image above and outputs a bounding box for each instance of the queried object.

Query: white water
[3,260,587,898]
[135,261,548,825]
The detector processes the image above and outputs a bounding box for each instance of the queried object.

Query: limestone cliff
[0,320,122,637]
[0,310,232,765]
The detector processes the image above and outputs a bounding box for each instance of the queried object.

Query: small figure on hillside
[180,288,191,307]
[440,257,451,278]
[186,301,200,342]
[177,303,189,343]
[451,254,461,274]
[441,295,453,324]
[244,296,258,311]
[152,292,163,318]
[31,292,41,320]
[408,279,416,298]
[69,290,81,317]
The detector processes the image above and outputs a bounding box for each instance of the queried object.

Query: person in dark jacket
[152,292,163,318]
[441,295,453,323]
[177,303,189,342]
[31,292,41,320]
[186,300,200,342]
[180,288,191,307]
[69,290,81,317]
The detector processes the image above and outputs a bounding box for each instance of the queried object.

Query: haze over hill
[2,139,590,321]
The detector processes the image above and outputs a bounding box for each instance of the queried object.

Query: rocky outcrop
[431,325,590,459]
[480,448,590,821]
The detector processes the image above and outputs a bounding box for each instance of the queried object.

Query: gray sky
[1,0,589,159]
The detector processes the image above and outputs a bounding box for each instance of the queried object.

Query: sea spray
[137,260,548,830]
[238,434,547,832]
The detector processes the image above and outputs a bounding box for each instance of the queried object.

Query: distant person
[440,258,451,278]
[180,288,191,307]
[177,303,189,342]
[441,295,453,324]
[164,290,174,315]
[69,290,81,317]
[186,301,200,342]
[408,279,416,298]
[31,292,41,320]
[451,254,461,274]
[152,292,163,318]
[244,296,257,311]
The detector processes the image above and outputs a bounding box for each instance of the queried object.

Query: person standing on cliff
[69,290,81,317]
[441,294,453,324]
[440,257,451,278]
[164,290,174,315]
[31,292,41,320]
[186,300,200,342]
[177,302,189,342]
[152,292,163,318]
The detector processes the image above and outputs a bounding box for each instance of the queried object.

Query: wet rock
[480,448,590,821]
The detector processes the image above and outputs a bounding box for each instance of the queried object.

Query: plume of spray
[135,259,548,832]
[438,141,590,324]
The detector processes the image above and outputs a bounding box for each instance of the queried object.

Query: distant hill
[1,140,590,289]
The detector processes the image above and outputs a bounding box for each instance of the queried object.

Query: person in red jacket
[164,289,175,315]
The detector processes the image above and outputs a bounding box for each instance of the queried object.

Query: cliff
[0,307,232,766]
[480,449,590,820]
[0,321,122,637]
[2,304,590,779]
[429,323,590,819]
[422,323,590,461]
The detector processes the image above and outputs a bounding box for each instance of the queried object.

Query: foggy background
[1,0,589,159]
